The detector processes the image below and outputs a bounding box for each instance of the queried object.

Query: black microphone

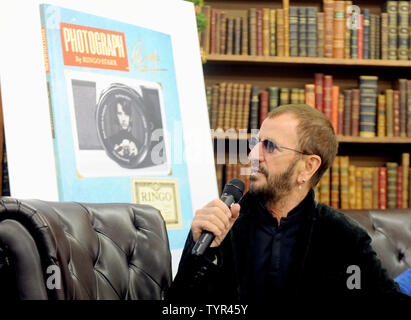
[191,178,245,256]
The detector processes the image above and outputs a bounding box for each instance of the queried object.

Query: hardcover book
[386,1,398,60]
[359,75,378,137]
[298,7,308,57]
[307,7,318,57]
[331,156,340,209]
[289,6,299,57]
[40,4,195,249]
[379,167,387,209]
[386,162,398,209]
[323,0,334,58]
[333,1,345,58]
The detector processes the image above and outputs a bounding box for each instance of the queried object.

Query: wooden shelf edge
[211,132,411,144]
[205,54,411,68]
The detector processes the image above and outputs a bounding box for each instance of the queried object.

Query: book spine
[372,167,379,209]
[231,83,239,129]
[307,7,318,57]
[369,14,376,59]
[259,91,269,127]
[355,167,363,209]
[201,5,211,54]
[216,12,221,54]
[216,82,226,130]
[359,75,378,137]
[362,167,373,209]
[299,89,305,104]
[237,84,245,130]
[399,79,408,137]
[243,84,252,131]
[289,7,299,57]
[210,85,219,130]
[249,8,257,56]
[257,10,263,56]
[226,16,234,55]
[305,84,315,108]
[314,73,324,113]
[224,83,233,130]
[348,165,356,209]
[381,13,389,60]
[234,17,242,55]
[283,0,290,57]
[217,11,229,54]
[340,156,349,209]
[249,85,260,130]
[402,153,410,208]
[320,168,331,205]
[398,1,409,60]
[393,90,401,137]
[386,89,394,137]
[333,1,345,58]
[280,88,290,105]
[276,9,285,56]
[397,166,404,208]
[337,92,344,135]
[379,167,387,209]
[350,18,358,59]
[317,12,325,57]
[210,8,217,54]
[387,1,398,60]
[206,86,213,125]
[331,85,339,133]
[298,7,308,57]
[344,1,352,59]
[262,8,270,56]
[323,75,333,120]
[343,89,352,135]
[358,14,364,59]
[377,93,386,137]
[331,156,340,209]
[268,86,280,111]
[375,15,381,59]
[351,88,360,136]
[269,9,276,56]
[242,16,249,55]
[387,162,398,209]
[362,9,370,59]
[291,88,300,104]
[408,80,411,137]
[409,0,411,61]
[324,0,335,58]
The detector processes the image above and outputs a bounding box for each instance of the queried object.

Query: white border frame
[0,0,218,276]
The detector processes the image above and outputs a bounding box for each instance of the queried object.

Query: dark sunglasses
[249,136,310,155]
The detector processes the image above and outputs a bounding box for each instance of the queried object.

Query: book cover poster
[40,3,193,250]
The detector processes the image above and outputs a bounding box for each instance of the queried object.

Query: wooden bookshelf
[206,54,411,68]
[203,0,411,209]
[212,132,411,144]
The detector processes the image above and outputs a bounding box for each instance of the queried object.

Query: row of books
[215,153,411,210]
[199,1,411,60]
[314,153,411,209]
[205,76,411,138]
[215,163,251,195]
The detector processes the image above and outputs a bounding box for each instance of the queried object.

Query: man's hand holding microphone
[191,179,245,256]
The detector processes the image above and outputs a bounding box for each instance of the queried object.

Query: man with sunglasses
[168,104,409,304]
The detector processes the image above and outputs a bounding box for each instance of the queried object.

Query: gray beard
[249,157,299,205]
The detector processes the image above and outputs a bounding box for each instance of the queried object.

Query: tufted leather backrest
[0,197,171,300]
[343,209,411,279]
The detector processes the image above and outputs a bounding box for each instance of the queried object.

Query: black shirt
[251,190,314,300]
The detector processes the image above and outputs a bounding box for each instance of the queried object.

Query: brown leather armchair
[0,197,171,300]
[343,209,411,279]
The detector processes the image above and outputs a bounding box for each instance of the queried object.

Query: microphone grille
[222,178,245,202]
